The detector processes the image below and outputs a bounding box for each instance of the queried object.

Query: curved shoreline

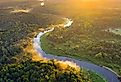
[33,18,120,82]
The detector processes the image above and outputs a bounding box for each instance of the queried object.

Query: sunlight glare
[41,2,44,6]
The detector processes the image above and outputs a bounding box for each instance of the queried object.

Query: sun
[81,0,101,2]
[67,0,103,9]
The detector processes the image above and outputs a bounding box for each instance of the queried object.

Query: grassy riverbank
[40,33,107,82]
[41,30,121,76]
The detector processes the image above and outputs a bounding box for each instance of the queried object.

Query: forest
[0,60,92,82]
[0,0,121,82]
[0,5,65,65]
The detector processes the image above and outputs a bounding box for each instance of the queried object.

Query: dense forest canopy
[0,0,121,82]
[0,60,92,82]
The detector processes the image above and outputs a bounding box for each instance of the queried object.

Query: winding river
[33,18,120,82]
